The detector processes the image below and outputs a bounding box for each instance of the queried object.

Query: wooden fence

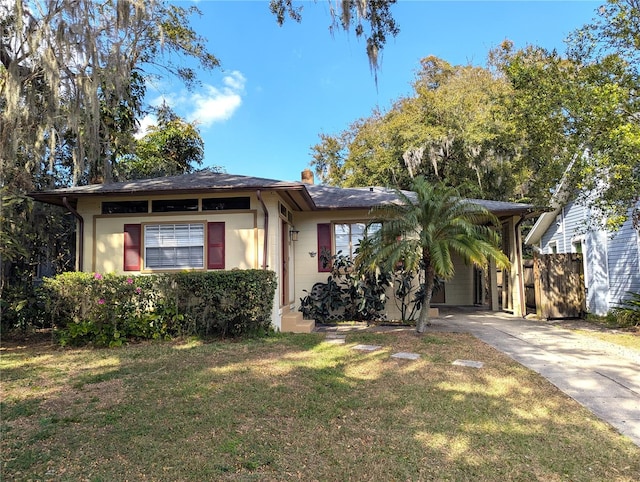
[523,260,535,313]
[532,253,586,319]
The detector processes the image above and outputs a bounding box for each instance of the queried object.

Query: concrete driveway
[428,307,640,447]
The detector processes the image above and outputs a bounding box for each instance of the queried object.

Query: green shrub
[609,291,640,328]
[171,270,277,337]
[299,251,391,323]
[0,277,48,332]
[43,272,159,346]
[41,270,277,346]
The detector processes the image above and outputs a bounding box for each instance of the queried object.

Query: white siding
[586,228,610,315]
[607,204,640,310]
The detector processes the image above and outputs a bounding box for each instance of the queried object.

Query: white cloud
[222,71,246,91]
[137,71,246,132]
[186,71,246,128]
[134,114,157,139]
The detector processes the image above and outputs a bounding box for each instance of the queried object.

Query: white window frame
[548,241,558,254]
[571,236,589,289]
[334,222,381,260]
[571,236,585,254]
[144,223,205,270]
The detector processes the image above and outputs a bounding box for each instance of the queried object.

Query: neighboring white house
[525,195,640,316]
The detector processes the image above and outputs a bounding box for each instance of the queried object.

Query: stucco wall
[73,189,518,328]
[292,211,476,321]
[76,193,259,275]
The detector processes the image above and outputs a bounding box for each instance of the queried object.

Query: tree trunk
[416,264,436,333]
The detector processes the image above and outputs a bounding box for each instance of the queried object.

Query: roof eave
[524,207,561,245]
[29,184,318,210]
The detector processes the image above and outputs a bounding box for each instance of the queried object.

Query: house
[525,193,640,316]
[29,169,536,331]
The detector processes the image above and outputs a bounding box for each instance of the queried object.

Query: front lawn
[2,332,639,481]
[572,329,640,352]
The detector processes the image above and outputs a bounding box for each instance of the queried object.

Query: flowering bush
[41,270,277,346]
[43,272,159,346]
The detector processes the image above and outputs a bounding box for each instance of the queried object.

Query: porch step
[281,311,315,333]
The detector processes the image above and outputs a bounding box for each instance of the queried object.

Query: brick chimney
[301,169,314,185]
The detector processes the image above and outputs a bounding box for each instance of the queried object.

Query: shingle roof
[29,171,537,217]
[306,185,413,209]
[29,171,313,207]
[465,198,538,217]
[306,185,536,216]
[38,171,303,195]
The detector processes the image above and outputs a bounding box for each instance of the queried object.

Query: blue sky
[144,1,601,182]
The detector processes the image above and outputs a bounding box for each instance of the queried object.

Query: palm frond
[363,175,508,278]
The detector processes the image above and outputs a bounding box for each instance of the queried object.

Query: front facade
[526,198,640,316]
[31,170,535,331]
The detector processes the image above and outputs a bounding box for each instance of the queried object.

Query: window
[102,201,148,214]
[278,202,294,223]
[317,221,382,271]
[572,237,588,287]
[549,241,558,254]
[572,239,584,254]
[124,222,224,271]
[334,222,381,259]
[151,199,198,213]
[202,197,250,211]
[144,224,204,269]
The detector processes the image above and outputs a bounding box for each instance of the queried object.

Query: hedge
[41,270,277,346]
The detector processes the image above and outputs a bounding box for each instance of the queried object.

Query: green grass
[2,332,639,481]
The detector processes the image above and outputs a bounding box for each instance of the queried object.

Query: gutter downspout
[63,197,84,272]
[256,190,268,270]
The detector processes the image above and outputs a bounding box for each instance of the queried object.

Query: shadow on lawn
[2,331,639,480]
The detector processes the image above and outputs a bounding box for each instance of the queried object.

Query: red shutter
[123,224,141,271]
[317,223,332,272]
[207,222,225,269]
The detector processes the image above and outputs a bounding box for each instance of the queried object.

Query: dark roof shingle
[29,171,537,216]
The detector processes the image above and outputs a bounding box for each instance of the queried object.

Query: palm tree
[358,176,509,333]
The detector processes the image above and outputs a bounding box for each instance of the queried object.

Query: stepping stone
[325,338,346,344]
[325,333,346,339]
[452,359,484,368]
[352,344,383,351]
[391,352,421,360]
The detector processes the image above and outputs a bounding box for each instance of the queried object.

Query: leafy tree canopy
[311,1,639,230]
[495,25,639,230]
[116,103,207,181]
[1,0,219,190]
[311,56,523,202]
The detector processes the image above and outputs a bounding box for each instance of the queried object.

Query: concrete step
[281,311,315,333]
